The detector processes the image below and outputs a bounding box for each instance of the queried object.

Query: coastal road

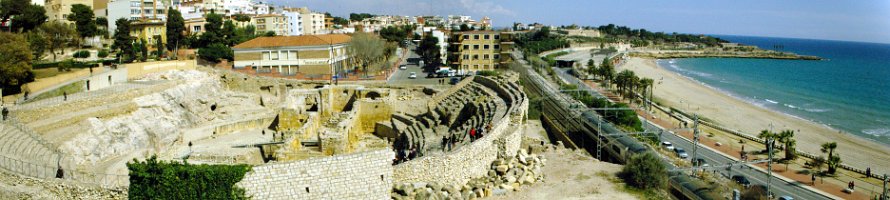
[645,120,831,200]
[546,60,832,200]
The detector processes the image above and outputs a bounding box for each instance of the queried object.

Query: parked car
[399,65,407,70]
[674,147,688,159]
[731,175,751,188]
[778,196,794,200]
[662,141,675,151]
[408,72,417,79]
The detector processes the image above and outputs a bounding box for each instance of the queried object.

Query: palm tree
[820,142,840,174]
[586,59,596,79]
[639,78,654,110]
[758,130,778,154]
[777,130,797,160]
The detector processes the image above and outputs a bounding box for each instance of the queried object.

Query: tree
[27,31,47,60]
[154,35,163,58]
[39,21,77,61]
[67,4,97,38]
[758,130,778,153]
[165,7,185,53]
[586,59,596,78]
[639,77,654,109]
[777,130,797,160]
[378,26,408,42]
[221,20,236,46]
[11,4,47,32]
[262,31,275,37]
[73,50,90,58]
[619,152,667,189]
[820,142,840,174]
[0,32,34,94]
[348,32,385,76]
[135,39,147,62]
[127,156,251,199]
[417,35,441,68]
[197,43,232,62]
[112,18,134,62]
[0,0,28,24]
[348,13,374,21]
[197,12,224,47]
[232,13,250,22]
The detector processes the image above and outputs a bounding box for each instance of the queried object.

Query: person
[812,174,817,185]
[470,128,476,142]
[867,167,871,178]
[442,136,448,152]
[408,148,417,160]
[63,92,67,101]
[851,181,855,190]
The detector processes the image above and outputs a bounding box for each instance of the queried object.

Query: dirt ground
[486,120,638,200]
[0,170,125,200]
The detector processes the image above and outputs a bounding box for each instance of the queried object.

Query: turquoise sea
[657,35,890,146]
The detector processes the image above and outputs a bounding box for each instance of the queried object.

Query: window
[484,34,490,39]
[473,64,479,69]
[473,35,479,40]
[494,45,500,49]
[494,35,500,40]
[463,45,469,50]
[473,55,479,60]
[483,45,489,50]
[463,35,469,39]
[262,52,270,60]
[463,54,469,60]
[473,45,479,50]
[193,26,201,32]
[483,54,489,60]
[484,64,489,69]
[494,54,500,60]
[270,51,279,60]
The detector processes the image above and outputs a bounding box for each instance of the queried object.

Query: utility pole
[691,115,699,175]
[767,124,774,199]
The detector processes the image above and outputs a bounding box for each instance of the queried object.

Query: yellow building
[450,31,514,73]
[130,20,167,51]
[45,0,93,24]
[251,14,289,36]
[232,34,353,78]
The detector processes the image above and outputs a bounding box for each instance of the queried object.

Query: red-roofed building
[233,34,354,79]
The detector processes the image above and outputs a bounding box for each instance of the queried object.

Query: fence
[10,80,178,112]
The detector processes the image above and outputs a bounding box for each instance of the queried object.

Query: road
[547,62,831,200]
[388,44,448,86]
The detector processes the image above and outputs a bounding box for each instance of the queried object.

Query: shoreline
[618,57,890,175]
[657,59,848,138]
[629,51,822,60]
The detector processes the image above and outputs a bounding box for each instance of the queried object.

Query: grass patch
[32,68,71,79]
[575,173,591,181]
[29,81,84,102]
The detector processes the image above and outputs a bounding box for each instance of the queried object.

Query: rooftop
[233,34,352,49]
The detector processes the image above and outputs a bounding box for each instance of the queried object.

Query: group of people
[393,147,419,165]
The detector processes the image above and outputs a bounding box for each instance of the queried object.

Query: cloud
[459,0,516,17]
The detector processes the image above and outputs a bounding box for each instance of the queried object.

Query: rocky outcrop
[392,149,545,199]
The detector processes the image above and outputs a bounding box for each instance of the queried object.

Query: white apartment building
[283,11,303,36]
[107,0,174,35]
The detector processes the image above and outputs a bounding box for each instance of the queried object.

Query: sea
[656,35,890,146]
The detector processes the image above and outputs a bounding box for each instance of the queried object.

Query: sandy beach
[619,57,890,175]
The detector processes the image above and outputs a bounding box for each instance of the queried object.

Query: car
[408,72,417,79]
[731,175,751,188]
[662,141,675,151]
[778,196,794,200]
[399,65,407,70]
[674,147,688,159]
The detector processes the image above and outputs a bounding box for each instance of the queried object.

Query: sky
[268,0,890,44]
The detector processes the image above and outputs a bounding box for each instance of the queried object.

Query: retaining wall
[237,149,394,199]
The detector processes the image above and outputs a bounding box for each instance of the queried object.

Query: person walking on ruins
[470,128,476,142]
[442,136,448,152]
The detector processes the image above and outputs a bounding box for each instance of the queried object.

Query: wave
[863,128,890,137]
[784,104,797,109]
[765,99,779,104]
[804,108,831,113]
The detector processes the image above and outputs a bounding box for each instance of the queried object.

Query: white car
[662,141,675,151]
[408,72,417,79]
[399,65,407,70]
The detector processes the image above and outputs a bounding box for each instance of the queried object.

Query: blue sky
[269,0,890,44]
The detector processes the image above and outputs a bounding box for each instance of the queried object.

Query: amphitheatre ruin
[0,61,547,199]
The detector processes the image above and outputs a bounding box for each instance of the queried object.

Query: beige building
[232,34,353,77]
[450,31,514,73]
[45,0,93,23]
[251,14,289,36]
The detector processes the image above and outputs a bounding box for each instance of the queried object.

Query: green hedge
[127,156,252,200]
[33,60,102,69]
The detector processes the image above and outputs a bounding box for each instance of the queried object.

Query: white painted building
[283,11,302,36]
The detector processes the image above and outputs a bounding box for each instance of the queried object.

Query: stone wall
[125,60,197,79]
[213,114,275,136]
[237,149,394,199]
[392,113,521,186]
[426,76,475,109]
